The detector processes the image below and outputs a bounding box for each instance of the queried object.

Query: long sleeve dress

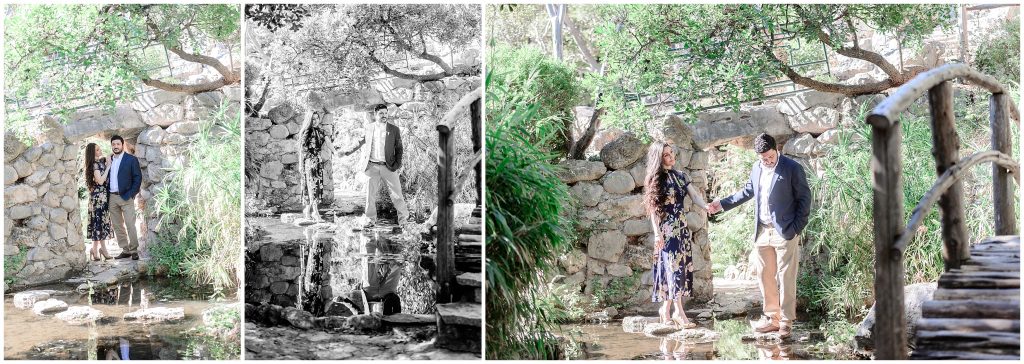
[651,169,695,302]
[87,160,113,241]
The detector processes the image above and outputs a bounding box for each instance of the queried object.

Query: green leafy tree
[490,4,955,156]
[4,4,240,134]
[595,4,954,114]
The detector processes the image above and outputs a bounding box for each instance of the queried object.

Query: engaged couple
[645,133,811,337]
[295,91,411,229]
[84,135,144,262]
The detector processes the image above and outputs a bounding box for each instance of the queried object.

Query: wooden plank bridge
[912,235,1020,359]
[866,63,1020,360]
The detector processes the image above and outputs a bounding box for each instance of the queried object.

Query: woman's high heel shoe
[99,246,112,260]
[89,250,100,261]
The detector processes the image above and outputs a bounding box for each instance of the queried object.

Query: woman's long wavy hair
[84,143,99,192]
[642,142,671,220]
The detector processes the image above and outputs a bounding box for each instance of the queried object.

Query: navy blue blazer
[720,155,811,241]
[110,153,143,200]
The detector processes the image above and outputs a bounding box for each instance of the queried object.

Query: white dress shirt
[369,122,387,163]
[109,153,123,193]
[757,162,775,224]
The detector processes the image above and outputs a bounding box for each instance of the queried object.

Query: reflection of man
[709,133,811,338]
[359,104,410,227]
[108,135,143,260]
[339,233,402,314]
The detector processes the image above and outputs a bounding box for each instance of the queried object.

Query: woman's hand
[654,237,665,253]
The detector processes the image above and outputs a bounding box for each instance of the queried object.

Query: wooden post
[928,81,969,270]
[436,125,455,304]
[869,121,908,360]
[470,98,482,206]
[990,93,1016,235]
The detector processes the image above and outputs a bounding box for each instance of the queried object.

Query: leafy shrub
[151,99,241,292]
[487,45,582,156]
[974,18,1020,87]
[485,67,576,359]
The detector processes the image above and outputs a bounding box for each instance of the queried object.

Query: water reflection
[562,318,854,360]
[303,225,413,316]
[3,278,235,360]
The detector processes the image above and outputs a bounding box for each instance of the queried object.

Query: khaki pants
[109,194,139,255]
[754,223,800,328]
[364,163,409,221]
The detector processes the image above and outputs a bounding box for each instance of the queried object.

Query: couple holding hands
[644,133,811,338]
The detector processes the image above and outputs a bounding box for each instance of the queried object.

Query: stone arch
[4,87,241,289]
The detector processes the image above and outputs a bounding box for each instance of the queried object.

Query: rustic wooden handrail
[868,64,1020,128]
[866,63,1019,360]
[892,151,1020,254]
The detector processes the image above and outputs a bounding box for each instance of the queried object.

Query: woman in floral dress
[84,142,113,261]
[643,141,708,328]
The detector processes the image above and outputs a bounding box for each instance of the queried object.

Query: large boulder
[854,282,937,352]
[782,133,824,158]
[787,106,841,135]
[5,185,37,205]
[776,90,846,115]
[569,182,603,207]
[556,160,607,184]
[691,104,795,149]
[282,307,315,329]
[653,115,695,148]
[600,133,646,170]
[587,230,628,262]
[14,291,51,309]
[602,170,636,194]
[558,249,587,275]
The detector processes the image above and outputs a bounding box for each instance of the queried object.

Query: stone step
[471,206,481,218]
[457,234,482,244]
[436,302,481,327]
[381,313,435,325]
[455,272,482,288]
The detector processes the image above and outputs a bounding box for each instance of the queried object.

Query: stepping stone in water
[643,323,682,336]
[741,331,786,343]
[55,306,104,325]
[622,316,660,333]
[281,213,302,224]
[382,313,435,325]
[14,291,51,309]
[282,307,315,329]
[347,314,382,331]
[123,307,185,323]
[32,299,68,315]
[668,327,720,343]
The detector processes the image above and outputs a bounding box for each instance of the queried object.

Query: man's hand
[708,199,723,214]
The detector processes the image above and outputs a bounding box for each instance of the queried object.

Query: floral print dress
[652,169,694,302]
[87,160,113,241]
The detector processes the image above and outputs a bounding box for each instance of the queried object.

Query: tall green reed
[151,99,242,292]
[486,67,576,359]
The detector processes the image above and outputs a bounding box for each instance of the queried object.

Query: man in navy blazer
[709,133,811,338]
[358,104,410,227]
[107,135,143,260]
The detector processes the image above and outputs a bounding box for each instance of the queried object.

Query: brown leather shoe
[755,321,780,333]
[131,254,139,260]
[115,252,132,259]
[778,325,792,338]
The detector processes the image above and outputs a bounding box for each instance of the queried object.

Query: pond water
[302,220,436,316]
[4,278,238,360]
[559,318,862,360]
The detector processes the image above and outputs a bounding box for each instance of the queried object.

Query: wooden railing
[866,63,1020,359]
